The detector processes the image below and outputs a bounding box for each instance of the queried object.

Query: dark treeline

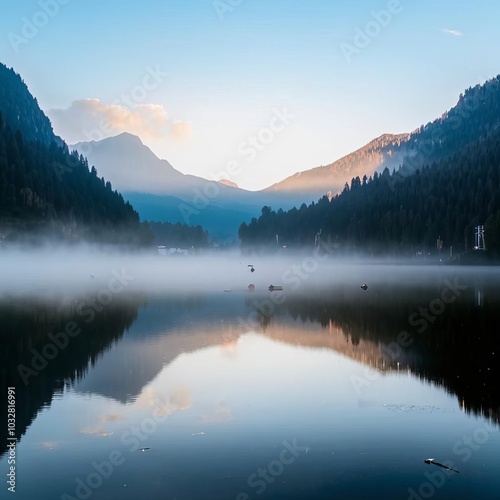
[0,296,143,458]
[270,75,500,201]
[147,220,209,249]
[249,278,499,424]
[0,63,215,247]
[0,117,153,245]
[240,128,500,255]
[0,64,153,244]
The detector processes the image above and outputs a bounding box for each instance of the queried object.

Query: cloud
[135,386,192,416]
[441,28,463,37]
[171,119,193,142]
[48,98,179,144]
[168,387,192,410]
[79,413,124,437]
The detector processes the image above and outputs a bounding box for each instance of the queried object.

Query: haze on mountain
[71,133,280,241]
[267,77,500,200]
[0,63,151,245]
[3,56,500,249]
[73,132,231,196]
[70,73,500,245]
[240,75,500,257]
[265,133,410,199]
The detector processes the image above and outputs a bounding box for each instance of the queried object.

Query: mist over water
[1,244,496,299]
[1,244,500,499]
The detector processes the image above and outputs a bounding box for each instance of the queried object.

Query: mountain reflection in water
[1,266,499,499]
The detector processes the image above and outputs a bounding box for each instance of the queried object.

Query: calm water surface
[1,263,499,499]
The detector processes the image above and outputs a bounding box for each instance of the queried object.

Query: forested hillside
[239,128,500,255]
[400,75,500,173]
[0,63,153,244]
[0,116,153,244]
[266,75,500,201]
[0,63,61,147]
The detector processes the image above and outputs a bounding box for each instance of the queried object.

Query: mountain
[239,75,500,255]
[0,63,62,147]
[266,133,409,199]
[267,75,500,200]
[219,178,239,188]
[240,127,500,254]
[71,133,277,241]
[66,74,500,243]
[0,63,151,245]
[72,132,203,196]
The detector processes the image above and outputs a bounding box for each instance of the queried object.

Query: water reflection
[273,276,499,423]
[0,295,142,457]
[1,267,499,499]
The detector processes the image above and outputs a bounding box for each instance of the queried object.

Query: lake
[1,254,499,499]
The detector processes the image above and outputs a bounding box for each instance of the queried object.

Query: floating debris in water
[138,447,150,452]
[248,264,255,273]
[268,285,283,292]
[424,458,460,473]
[360,284,368,290]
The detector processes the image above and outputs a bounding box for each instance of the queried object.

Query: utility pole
[474,225,486,250]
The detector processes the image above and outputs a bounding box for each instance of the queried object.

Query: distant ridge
[265,75,500,199]
[239,74,500,254]
[71,133,272,241]
[218,178,239,188]
[265,133,409,197]
[72,132,187,195]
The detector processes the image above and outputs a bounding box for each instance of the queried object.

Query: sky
[1,0,500,191]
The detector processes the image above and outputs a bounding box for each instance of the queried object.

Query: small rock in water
[361,284,368,291]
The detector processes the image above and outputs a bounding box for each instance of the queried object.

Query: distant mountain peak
[111,131,144,143]
[71,133,183,193]
[76,132,145,148]
[266,132,409,197]
[218,179,239,188]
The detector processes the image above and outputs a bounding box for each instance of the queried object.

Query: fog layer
[0,244,497,298]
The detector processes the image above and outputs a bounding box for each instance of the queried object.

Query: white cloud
[441,28,463,37]
[48,98,191,144]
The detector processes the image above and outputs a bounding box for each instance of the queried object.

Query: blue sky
[1,0,499,190]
